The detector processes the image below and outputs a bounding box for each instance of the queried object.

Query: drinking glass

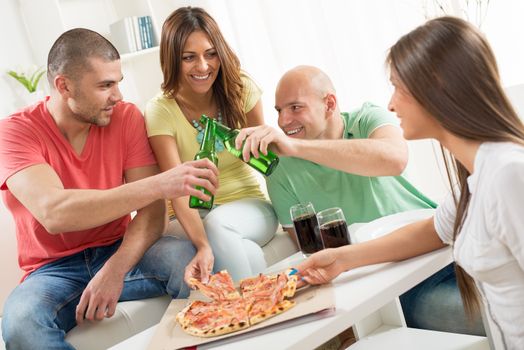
[317,207,351,248]
[289,202,323,256]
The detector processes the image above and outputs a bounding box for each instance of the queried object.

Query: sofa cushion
[66,296,171,350]
[262,228,298,267]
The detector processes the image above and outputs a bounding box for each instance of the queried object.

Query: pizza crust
[249,299,296,325]
[175,302,192,327]
[177,298,251,338]
[183,319,250,337]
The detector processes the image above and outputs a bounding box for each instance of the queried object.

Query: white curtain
[194,0,427,125]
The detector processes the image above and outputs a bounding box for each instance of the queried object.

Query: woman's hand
[294,248,345,286]
[184,245,214,284]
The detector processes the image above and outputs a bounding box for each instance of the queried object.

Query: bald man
[236,66,484,335]
[237,65,435,233]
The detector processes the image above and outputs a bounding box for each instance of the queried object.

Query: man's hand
[294,248,345,286]
[184,245,214,285]
[75,267,124,324]
[159,159,219,202]
[235,125,296,162]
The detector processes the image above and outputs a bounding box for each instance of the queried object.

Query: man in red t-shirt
[0,28,218,349]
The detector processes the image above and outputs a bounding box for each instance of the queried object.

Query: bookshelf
[17,0,203,111]
[120,46,160,63]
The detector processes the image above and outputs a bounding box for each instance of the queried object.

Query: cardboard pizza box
[147,283,335,349]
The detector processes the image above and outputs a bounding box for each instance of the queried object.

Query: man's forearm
[41,175,163,234]
[102,199,166,278]
[287,138,407,176]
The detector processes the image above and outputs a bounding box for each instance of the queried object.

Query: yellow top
[144,74,266,216]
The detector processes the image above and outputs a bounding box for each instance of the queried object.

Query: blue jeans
[400,263,485,335]
[2,236,195,350]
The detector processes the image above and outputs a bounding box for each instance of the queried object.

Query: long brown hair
[387,16,524,317]
[159,6,246,128]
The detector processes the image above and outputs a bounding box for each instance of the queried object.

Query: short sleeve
[122,104,156,170]
[0,117,46,189]
[349,102,399,139]
[144,96,176,138]
[266,162,298,227]
[492,162,524,270]
[433,193,457,245]
[241,72,262,113]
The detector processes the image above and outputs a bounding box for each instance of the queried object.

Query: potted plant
[7,66,46,106]
[7,66,46,93]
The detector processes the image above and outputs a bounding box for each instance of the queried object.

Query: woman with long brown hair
[145,7,278,283]
[296,16,524,349]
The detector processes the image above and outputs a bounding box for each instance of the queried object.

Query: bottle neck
[201,114,237,141]
[214,121,237,141]
[200,120,216,152]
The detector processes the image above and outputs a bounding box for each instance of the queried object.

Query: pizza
[189,270,241,301]
[240,268,297,301]
[177,269,298,338]
[175,299,250,337]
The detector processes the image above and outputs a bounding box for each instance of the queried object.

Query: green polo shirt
[266,102,436,227]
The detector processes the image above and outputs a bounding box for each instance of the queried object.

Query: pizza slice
[189,270,241,301]
[239,273,269,298]
[240,271,298,302]
[176,298,250,337]
[248,298,296,326]
[282,269,299,298]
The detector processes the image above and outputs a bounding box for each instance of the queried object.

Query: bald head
[275,66,342,140]
[277,65,336,98]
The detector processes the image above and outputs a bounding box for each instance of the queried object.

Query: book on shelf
[110,16,156,55]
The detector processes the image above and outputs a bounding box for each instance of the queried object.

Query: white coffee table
[111,246,488,350]
[110,208,494,349]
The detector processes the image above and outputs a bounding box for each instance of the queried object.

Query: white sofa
[0,201,297,350]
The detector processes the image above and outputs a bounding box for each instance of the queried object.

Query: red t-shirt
[0,97,157,279]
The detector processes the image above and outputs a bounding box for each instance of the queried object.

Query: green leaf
[7,67,46,93]
[29,69,46,93]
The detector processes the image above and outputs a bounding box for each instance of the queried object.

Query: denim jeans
[2,236,195,350]
[400,263,485,335]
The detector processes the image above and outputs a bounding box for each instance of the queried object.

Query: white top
[434,142,524,350]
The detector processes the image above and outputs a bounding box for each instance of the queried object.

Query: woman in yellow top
[145,7,277,283]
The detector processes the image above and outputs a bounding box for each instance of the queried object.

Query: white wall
[0,0,29,315]
[481,1,524,88]
[0,0,39,117]
[0,203,19,316]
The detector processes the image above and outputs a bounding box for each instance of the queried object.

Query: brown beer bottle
[200,115,279,176]
[189,118,218,209]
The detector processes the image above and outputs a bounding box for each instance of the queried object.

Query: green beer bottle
[201,115,279,176]
[189,118,218,209]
